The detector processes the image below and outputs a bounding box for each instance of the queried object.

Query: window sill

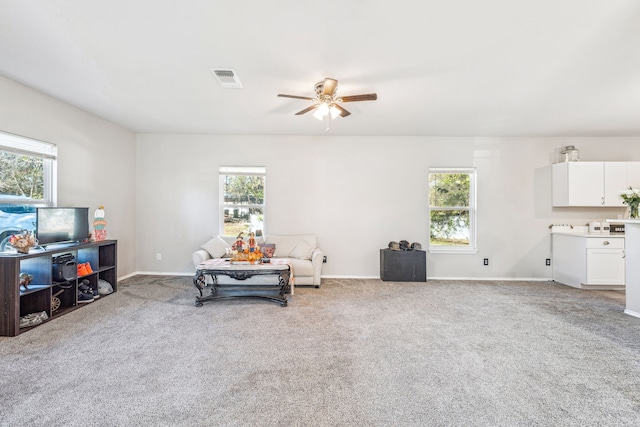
[428,247,478,254]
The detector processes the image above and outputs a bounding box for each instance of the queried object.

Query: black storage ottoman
[380,248,426,282]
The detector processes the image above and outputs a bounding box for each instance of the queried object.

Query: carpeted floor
[0,277,639,427]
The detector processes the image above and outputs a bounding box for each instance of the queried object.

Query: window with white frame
[0,131,57,247]
[219,166,265,237]
[428,168,476,252]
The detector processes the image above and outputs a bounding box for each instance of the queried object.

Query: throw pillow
[289,239,314,260]
[262,243,276,258]
[201,235,230,258]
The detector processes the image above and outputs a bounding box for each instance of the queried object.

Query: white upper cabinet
[552,162,640,207]
[603,162,627,206]
[626,162,640,188]
[552,162,604,206]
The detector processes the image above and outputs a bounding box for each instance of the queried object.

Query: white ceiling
[1,0,639,137]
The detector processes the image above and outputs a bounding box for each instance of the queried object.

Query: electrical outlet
[323,256,327,263]
[483,258,489,266]
[546,258,551,266]
[156,253,162,261]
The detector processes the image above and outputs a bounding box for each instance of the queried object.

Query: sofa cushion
[265,234,317,258]
[288,257,315,277]
[201,235,230,258]
[220,235,237,246]
[289,239,314,260]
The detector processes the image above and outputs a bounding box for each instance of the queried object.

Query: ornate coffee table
[193,258,293,307]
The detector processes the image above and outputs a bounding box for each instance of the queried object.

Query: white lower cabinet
[552,233,625,289]
[586,242,625,286]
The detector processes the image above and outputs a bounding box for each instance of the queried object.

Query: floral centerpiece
[8,231,38,254]
[619,186,640,219]
[230,231,264,264]
[231,246,264,264]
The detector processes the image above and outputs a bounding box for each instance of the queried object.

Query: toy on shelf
[234,233,244,252]
[248,232,257,252]
[93,206,107,241]
[19,273,33,290]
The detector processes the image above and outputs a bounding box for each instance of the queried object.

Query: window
[428,168,476,252]
[219,166,265,237]
[0,131,57,246]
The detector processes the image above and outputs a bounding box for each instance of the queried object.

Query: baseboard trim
[118,272,138,281]
[120,271,193,280]
[623,309,640,319]
[322,275,553,281]
[121,272,555,282]
[427,277,553,282]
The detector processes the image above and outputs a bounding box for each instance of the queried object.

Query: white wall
[4,73,638,281]
[0,75,137,275]
[136,134,640,279]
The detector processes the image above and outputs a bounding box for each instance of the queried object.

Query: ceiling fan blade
[278,94,315,100]
[295,105,318,115]
[322,78,338,96]
[339,93,378,103]
[333,104,351,117]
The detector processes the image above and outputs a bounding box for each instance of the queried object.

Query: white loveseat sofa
[192,234,324,287]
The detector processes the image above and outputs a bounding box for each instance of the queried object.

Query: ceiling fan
[278,78,377,120]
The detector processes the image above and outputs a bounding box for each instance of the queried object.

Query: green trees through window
[0,151,45,199]
[220,166,266,237]
[429,169,475,249]
[0,131,57,249]
[223,175,264,206]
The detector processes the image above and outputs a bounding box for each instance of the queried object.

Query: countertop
[551,231,624,238]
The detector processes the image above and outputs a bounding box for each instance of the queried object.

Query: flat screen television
[36,207,90,246]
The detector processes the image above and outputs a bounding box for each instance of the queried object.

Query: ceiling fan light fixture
[313,103,330,120]
[329,104,340,119]
[279,77,376,120]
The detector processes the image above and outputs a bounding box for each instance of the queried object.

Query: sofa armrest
[192,249,212,268]
[310,248,324,287]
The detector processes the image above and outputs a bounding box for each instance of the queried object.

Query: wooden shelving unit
[0,240,117,337]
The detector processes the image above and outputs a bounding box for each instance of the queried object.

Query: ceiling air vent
[210,68,243,89]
